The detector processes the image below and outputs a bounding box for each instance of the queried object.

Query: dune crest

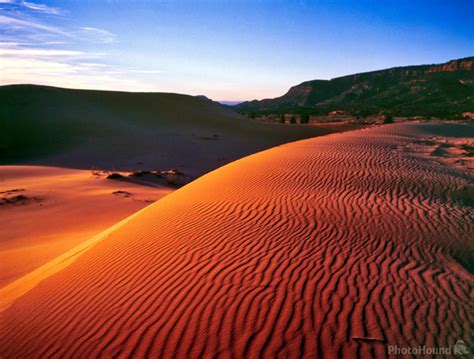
[0,123,472,358]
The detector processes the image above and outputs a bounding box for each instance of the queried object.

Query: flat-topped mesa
[428,58,473,73]
[283,82,314,106]
[235,56,474,116]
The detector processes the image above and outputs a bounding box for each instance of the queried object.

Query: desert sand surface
[0,166,172,287]
[0,123,473,358]
[1,85,361,178]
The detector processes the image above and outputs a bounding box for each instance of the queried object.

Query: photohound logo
[453,340,469,355]
[387,340,470,356]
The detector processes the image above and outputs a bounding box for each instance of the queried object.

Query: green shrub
[383,114,394,124]
[301,114,310,124]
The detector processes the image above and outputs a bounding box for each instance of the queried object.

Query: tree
[383,113,394,124]
[290,115,296,124]
[301,114,310,124]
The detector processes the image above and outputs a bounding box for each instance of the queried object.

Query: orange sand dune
[0,124,473,358]
[0,166,172,287]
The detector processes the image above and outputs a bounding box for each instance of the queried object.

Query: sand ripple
[0,123,472,358]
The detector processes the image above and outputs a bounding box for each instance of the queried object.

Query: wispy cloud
[0,42,161,91]
[0,11,115,44]
[0,48,88,56]
[2,56,154,91]
[0,14,69,36]
[19,1,61,15]
[0,41,19,46]
[79,26,116,44]
[0,2,161,91]
[0,0,62,14]
[126,69,162,74]
[2,58,161,91]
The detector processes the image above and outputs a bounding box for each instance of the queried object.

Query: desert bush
[301,114,310,124]
[383,114,394,124]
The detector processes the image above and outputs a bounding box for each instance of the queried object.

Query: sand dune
[0,123,472,358]
[1,85,359,178]
[0,166,172,287]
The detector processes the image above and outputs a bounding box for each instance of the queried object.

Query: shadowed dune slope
[0,123,473,358]
[0,85,352,177]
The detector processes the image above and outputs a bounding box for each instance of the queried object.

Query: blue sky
[0,0,472,100]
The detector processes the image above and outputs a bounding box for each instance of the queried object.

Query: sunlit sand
[1,123,471,358]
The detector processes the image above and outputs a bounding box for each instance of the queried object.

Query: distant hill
[234,57,474,118]
[0,85,346,177]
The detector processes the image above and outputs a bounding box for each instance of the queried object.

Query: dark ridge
[0,84,343,177]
